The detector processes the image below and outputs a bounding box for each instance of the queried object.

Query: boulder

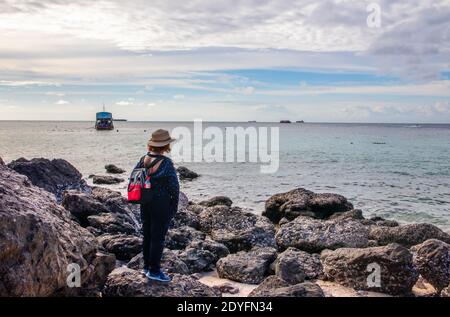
[176,166,199,180]
[248,276,324,297]
[187,239,230,263]
[321,243,418,296]
[275,216,369,252]
[369,223,450,248]
[216,247,277,284]
[178,191,190,211]
[178,247,216,273]
[411,239,450,292]
[7,157,88,200]
[105,164,125,174]
[199,196,232,207]
[127,250,190,275]
[165,226,206,250]
[212,283,240,295]
[199,205,276,253]
[368,216,399,227]
[91,186,123,202]
[103,267,221,297]
[171,209,200,229]
[264,188,353,223]
[92,175,124,185]
[0,164,114,296]
[87,213,137,235]
[274,247,323,284]
[62,190,109,225]
[441,285,450,297]
[0,156,4,165]
[97,234,142,261]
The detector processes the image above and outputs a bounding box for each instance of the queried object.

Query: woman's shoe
[142,268,149,276]
[146,270,171,282]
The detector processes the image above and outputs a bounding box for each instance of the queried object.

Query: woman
[135,129,179,282]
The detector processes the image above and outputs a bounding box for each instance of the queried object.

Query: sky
[0,0,449,122]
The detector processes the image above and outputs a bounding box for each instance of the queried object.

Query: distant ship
[296,120,305,123]
[95,105,114,130]
[280,120,291,123]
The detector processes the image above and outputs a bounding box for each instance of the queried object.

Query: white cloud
[173,94,185,99]
[116,100,132,106]
[55,99,69,105]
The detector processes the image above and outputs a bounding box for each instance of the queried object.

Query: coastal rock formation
[62,190,110,225]
[264,188,353,223]
[105,164,125,174]
[199,196,233,207]
[0,156,4,165]
[0,164,114,296]
[198,205,276,252]
[171,209,200,229]
[248,276,324,297]
[274,248,323,284]
[92,175,124,185]
[321,243,418,296]
[441,285,450,297]
[411,239,450,292]
[176,166,199,180]
[276,216,369,252]
[103,267,221,297]
[7,157,88,200]
[187,239,230,263]
[177,247,216,273]
[165,226,206,250]
[87,213,137,235]
[369,223,450,248]
[216,247,277,284]
[127,250,190,275]
[97,234,142,261]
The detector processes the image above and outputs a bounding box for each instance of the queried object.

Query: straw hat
[148,129,176,147]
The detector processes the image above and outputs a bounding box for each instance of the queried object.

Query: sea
[1,120,449,233]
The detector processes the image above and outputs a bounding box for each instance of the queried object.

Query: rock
[0,164,114,296]
[441,285,450,297]
[369,216,399,227]
[91,251,117,289]
[199,205,276,253]
[87,213,137,235]
[264,188,353,224]
[275,216,369,252]
[0,156,4,165]
[92,175,124,185]
[199,196,232,207]
[369,223,450,248]
[274,247,323,284]
[171,209,200,229]
[212,283,240,295]
[248,276,324,297]
[411,239,450,292]
[97,234,142,261]
[321,243,418,296]
[178,247,216,273]
[105,164,125,174]
[216,247,277,284]
[62,190,109,225]
[127,250,190,275]
[103,267,221,297]
[165,226,206,250]
[328,209,364,221]
[7,157,88,200]
[187,239,230,263]
[178,191,189,211]
[91,186,123,201]
[176,166,199,180]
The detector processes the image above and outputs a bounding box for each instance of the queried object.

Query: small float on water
[95,105,114,130]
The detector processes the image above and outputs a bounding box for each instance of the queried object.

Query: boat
[280,120,291,123]
[296,120,305,123]
[95,105,114,130]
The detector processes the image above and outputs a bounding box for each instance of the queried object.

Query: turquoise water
[1,121,449,232]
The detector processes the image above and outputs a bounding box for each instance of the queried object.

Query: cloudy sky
[0,0,449,122]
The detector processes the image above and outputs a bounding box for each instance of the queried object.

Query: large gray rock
[216,247,277,284]
[127,249,190,275]
[199,196,232,207]
[321,243,418,296]
[274,247,323,284]
[7,157,88,200]
[92,175,124,185]
[275,216,369,252]
[248,276,324,297]
[97,234,142,261]
[369,223,450,248]
[178,247,216,273]
[411,239,450,292]
[87,213,137,235]
[165,226,206,250]
[62,190,110,225]
[0,164,114,296]
[105,164,125,174]
[187,239,230,263]
[199,205,276,253]
[171,209,200,229]
[264,188,353,223]
[176,166,199,180]
[103,267,221,297]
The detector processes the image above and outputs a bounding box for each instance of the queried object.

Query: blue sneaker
[142,268,149,276]
[146,270,171,282]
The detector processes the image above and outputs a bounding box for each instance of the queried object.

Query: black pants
[140,196,173,274]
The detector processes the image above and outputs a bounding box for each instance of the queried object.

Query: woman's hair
[148,143,171,153]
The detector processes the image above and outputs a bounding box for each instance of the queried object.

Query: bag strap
[145,156,164,173]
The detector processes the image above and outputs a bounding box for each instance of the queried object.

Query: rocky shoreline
[1,157,449,297]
